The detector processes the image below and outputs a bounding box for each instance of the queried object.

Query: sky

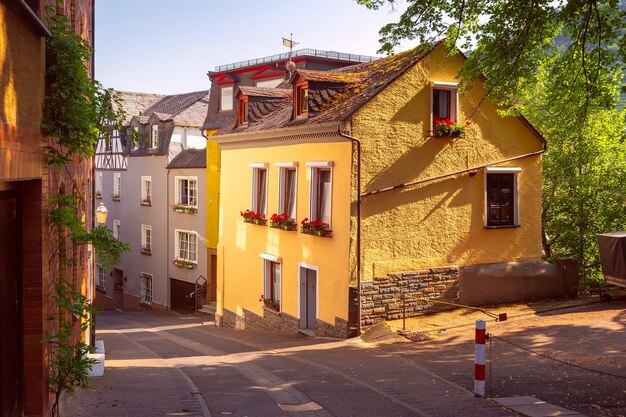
[95,0,411,95]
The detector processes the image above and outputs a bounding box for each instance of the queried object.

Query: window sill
[95,195,102,200]
[262,305,281,315]
[96,287,106,294]
[484,224,520,229]
[140,201,152,207]
[140,249,152,256]
[172,261,197,269]
[112,197,121,202]
[300,228,332,238]
[139,302,152,309]
[172,206,198,214]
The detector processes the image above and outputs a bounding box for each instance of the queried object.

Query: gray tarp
[598,231,626,287]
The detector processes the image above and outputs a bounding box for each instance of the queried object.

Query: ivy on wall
[42,10,129,416]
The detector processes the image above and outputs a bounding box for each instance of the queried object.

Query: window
[430,81,458,130]
[176,230,198,262]
[255,78,283,88]
[249,163,268,216]
[261,254,281,311]
[150,124,159,149]
[113,220,120,240]
[141,176,152,205]
[141,225,151,253]
[220,86,233,111]
[276,163,297,220]
[95,172,102,196]
[295,82,308,117]
[113,172,121,199]
[131,126,139,150]
[307,162,333,227]
[176,176,198,206]
[96,265,106,290]
[237,96,249,126]
[140,273,153,305]
[485,167,521,227]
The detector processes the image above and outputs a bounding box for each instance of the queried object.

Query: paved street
[380,299,626,417]
[67,311,515,417]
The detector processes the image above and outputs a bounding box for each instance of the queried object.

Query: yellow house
[214,42,546,337]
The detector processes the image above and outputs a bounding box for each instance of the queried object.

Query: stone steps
[198,302,216,315]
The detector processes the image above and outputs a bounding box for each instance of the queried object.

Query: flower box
[300,218,332,237]
[269,213,297,231]
[111,194,120,201]
[95,192,102,199]
[260,295,280,312]
[171,204,197,214]
[140,245,151,255]
[173,258,196,269]
[240,209,266,225]
[301,227,332,238]
[270,222,297,231]
[433,118,470,138]
[243,217,267,226]
[140,200,151,206]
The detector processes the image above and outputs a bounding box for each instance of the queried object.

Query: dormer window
[238,96,249,126]
[295,82,308,118]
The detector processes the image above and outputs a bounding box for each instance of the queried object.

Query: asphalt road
[67,311,515,417]
[380,298,626,417]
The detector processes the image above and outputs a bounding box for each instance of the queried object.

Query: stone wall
[220,308,349,338]
[360,266,460,328]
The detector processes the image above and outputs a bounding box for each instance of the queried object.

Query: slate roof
[141,90,209,126]
[111,91,165,124]
[167,148,207,169]
[112,90,209,128]
[216,43,436,135]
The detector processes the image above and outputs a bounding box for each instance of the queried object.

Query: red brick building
[0,1,95,416]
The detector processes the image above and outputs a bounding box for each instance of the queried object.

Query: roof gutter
[212,121,343,145]
[10,0,51,37]
[361,149,546,199]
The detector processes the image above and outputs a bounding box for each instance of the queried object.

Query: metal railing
[191,274,207,312]
[214,48,379,72]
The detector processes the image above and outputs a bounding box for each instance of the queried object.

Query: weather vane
[282,33,299,60]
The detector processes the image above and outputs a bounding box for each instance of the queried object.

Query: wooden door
[299,267,317,330]
[0,191,23,417]
[113,268,124,310]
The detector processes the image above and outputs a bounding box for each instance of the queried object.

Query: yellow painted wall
[205,134,220,249]
[217,140,352,324]
[351,43,544,280]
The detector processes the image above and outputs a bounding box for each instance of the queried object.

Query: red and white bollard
[474,319,486,397]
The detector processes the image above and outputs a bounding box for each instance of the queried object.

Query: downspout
[338,127,362,337]
[166,167,171,309]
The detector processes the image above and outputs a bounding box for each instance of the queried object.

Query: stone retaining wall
[360,266,460,328]
[219,308,349,338]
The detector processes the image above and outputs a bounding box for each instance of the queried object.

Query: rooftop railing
[214,49,379,72]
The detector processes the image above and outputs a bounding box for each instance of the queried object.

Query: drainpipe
[166,167,171,308]
[337,127,362,337]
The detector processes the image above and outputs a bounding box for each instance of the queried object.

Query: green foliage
[42,10,130,415]
[357,0,626,112]
[46,279,98,417]
[515,55,626,286]
[42,13,125,167]
[49,194,129,270]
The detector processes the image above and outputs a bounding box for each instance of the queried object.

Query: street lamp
[95,202,108,225]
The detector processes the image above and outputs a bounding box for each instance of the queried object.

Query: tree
[357,0,626,114]
[518,54,626,285]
